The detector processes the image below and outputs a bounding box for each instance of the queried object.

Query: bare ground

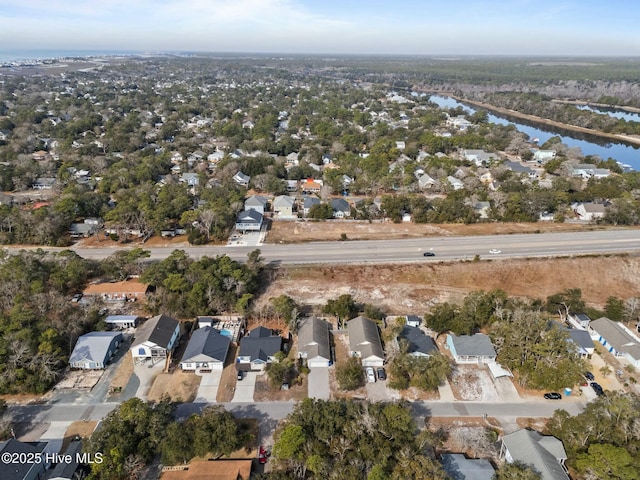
[108,351,133,394]
[146,370,201,403]
[256,255,640,315]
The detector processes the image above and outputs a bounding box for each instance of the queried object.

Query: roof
[590,317,640,359]
[245,195,267,207]
[132,314,180,349]
[236,209,263,224]
[233,171,250,183]
[581,202,607,213]
[0,438,48,480]
[160,459,252,480]
[566,329,595,351]
[48,440,82,479]
[182,327,231,364]
[105,315,138,323]
[83,279,150,296]
[238,327,282,363]
[502,429,569,480]
[399,326,438,356]
[273,195,295,207]
[303,196,320,208]
[298,318,331,361]
[331,198,350,211]
[504,160,534,174]
[70,331,123,365]
[441,453,495,480]
[347,316,384,360]
[449,334,496,357]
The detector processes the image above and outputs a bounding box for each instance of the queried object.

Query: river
[428,95,640,170]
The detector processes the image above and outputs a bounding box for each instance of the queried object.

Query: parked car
[377,367,387,380]
[544,392,562,400]
[584,371,595,381]
[591,382,605,396]
[423,252,435,257]
[258,446,268,464]
[489,249,501,254]
[237,370,244,381]
[366,367,376,383]
[71,293,83,303]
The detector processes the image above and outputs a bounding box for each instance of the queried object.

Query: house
[566,328,595,358]
[574,202,608,221]
[0,438,48,480]
[286,179,299,192]
[69,222,98,238]
[237,326,282,371]
[301,178,322,193]
[180,326,231,371]
[83,279,151,302]
[297,317,332,367]
[70,331,123,369]
[105,315,139,329]
[567,312,591,330]
[159,460,252,480]
[395,141,406,151]
[180,172,199,187]
[302,196,320,216]
[447,115,473,130]
[399,326,438,357]
[235,209,263,232]
[571,164,610,179]
[441,453,495,480]
[504,160,536,177]
[130,314,181,362]
[244,195,268,215]
[462,149,498,166]
[233,171,250,187]
[405,315,421,328]
[446,176,464,190]
[500,429,570,480]
[532,149,556,163]
[589,317,640,368]
[48,440,83,480]
[32,150,48,161]
[473,201,491,219]
[32,177,56,190]
[418,173,438,190]
[273,195,296,218]
[347,316,385,367]
[446,333,497,364]
[331,198,351,218]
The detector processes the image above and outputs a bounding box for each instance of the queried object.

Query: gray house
[130,314,181,362]
[237,326,282,371]
[233,171,250,187]
[399,326,438,357]
[302,196,320,216]
[235,209,263,232]
[180,326,231,371]
[347,316,385,367]
[590,317,640,368]
[446,333,496,364]
[441,453,495,480]
[331,198,351,218]
[69,331,123,369]
[245,195,268,215]
[0,439,48,480]
[500,429,569,480]
[297,318,332,367]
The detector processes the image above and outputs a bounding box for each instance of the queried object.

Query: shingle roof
[347,316,384,360]
[182,327,231,364]
[450,334,496,357]
[566,329,595,351]
[590,317,640,359]
[298,318,331,361]
[0,439,48,480]
[132,314,180,349]
[502,429,569,480]
[441,453,495,480]
[236,209,263,224]
[399,326,438,356]
[238,327,282,363]
[69,331,123,366]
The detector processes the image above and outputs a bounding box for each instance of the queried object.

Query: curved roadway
[64,229,640,264]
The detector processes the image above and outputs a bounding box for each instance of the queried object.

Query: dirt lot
[256,255,640,315]
[266,220,620,244]
[146,370,201,403]
[108,351,133,394]
[61,421,98,452]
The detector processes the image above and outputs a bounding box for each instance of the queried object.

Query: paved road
[25,229,638,264]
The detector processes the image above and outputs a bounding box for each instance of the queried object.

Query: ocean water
[0,49,143,63]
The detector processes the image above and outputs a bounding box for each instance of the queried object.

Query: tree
[336,357,364,390]
[323,294,358,328]
[575,443,639,480]
[271,295,299,332]
[192,406,244,459]
[493,461,542,479]
[307,203,333,220]
[102,248,150,281]
[545,288,586,320]
[161,420,195,465]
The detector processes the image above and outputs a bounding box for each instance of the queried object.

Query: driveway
[132,359,165,400]
[366,380,390,402]
[308,367,330,399]
[493,376,521,402]
[194,370,222,402]
[231,371,258,402]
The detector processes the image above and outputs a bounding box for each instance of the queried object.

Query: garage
[308,357,331,368]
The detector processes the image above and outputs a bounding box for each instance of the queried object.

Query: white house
[180,326,231,371]
[347,316,385,367]
[297,318,332,367]
[574,202,608,222]
[446,176,464,190]
[446,333,496,364]
[130,314,180,362]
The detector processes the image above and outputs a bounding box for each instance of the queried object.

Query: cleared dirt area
[61,421,97,452]
[266,220,620,244]
[256,255,640,314]
[108,351,133,394]
[146,370,201,403]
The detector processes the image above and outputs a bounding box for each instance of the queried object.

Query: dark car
[584,371,595,381]
[237,370,244,381]
[591,382,605,396]
[423,252,435,257]
[377,367,387,381]
[544,392,562,400]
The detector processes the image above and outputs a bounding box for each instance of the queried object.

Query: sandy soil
[256,256,640,315]
[146,370,201,403]
[108,351,133,394]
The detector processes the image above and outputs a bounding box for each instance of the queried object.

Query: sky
[1,0,639,56]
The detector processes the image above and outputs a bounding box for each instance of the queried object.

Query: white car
[366,367,376,383]
[489,249,501,254]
